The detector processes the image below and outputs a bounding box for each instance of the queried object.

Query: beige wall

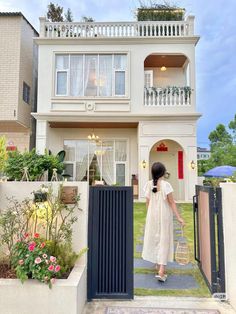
[0,132,30,152]
[0,16,21,121]
[36,41,197,116]
[0,15,38,151]
[18,18,37,128]
[145,67,186,87]
[220,183,236,311]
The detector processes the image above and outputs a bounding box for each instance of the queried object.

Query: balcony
[144,86,191,107]
[39,15,195,39]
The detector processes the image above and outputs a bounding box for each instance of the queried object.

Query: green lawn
[133,202,211,297]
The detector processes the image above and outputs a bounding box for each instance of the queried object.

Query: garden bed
[0,261,87,314]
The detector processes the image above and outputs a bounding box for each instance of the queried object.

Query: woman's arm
[146,197,150,210]
[167,192,185,226]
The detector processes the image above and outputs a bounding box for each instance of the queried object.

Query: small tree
[64,8,73,22]
[47,2,64,22]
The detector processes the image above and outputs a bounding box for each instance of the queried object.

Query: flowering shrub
[11,233,61,288]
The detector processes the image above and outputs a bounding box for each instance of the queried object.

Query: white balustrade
[39,18,194,38]
[144,87,191,107]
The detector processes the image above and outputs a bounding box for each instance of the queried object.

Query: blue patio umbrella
[204,165,236,178]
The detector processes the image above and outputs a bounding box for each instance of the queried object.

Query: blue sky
[0,0,235,148]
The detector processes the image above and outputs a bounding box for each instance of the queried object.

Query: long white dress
[142,179,174,265]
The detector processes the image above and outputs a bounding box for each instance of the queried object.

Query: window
[64,139,127,185]
[55,54,127,97]
[23,82,30,104]
[144,70,153,88]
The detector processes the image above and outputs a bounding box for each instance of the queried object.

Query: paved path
[134,209,199,291]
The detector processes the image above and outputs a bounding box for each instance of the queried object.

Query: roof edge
[0,12,39,35]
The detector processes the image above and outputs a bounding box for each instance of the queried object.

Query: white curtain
[70,55,83,96]
[56,55,69,70]
[115,140,127,161]
[84,55,97,96]
[76,140,96,181]
[102,141,114,185]
[99,55,112,96]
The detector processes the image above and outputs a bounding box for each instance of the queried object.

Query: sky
[0,0,235,148]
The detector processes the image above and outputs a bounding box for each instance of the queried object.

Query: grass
[133,202,211,297]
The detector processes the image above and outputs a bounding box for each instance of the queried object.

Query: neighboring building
[197,147,211,160]
[0,12,38,152]
[33,15,200,201]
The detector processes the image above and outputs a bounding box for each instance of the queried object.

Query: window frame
[23,82,31,104]
[55,53,128,98]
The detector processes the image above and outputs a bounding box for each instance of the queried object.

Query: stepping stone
[134,273,199,290]
[136,244,143,253]
[134,258,194,270]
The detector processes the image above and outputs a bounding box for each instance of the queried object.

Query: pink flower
[50,256,56,263]
[18,259,24,265]
[42,253,47,259]
[34,233,40,238]
[50,278,56,284]
[29,241,36,246]
[28,244,35,251]
[40,242,46,249]
[48,265,54,271]
[24,233,29,238]
[35,257,42,264]
[55,265,61,272]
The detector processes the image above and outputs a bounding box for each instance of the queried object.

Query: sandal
[155,274,168,282]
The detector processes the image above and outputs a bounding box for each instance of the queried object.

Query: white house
[33,15,200,201]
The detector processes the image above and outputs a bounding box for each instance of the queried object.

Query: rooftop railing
[39,16,195,39]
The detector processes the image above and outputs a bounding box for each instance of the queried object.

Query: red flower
[48,265,54,271]
[55,265,61,272]
[24,233,29,238]
[28,244,35,252]
[40,242,46,249]
[34,233,40,238]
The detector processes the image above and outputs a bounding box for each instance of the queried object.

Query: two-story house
[33,15,200,201]
[0,12,38,151]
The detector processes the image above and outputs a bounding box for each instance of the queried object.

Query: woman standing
[142,162,185,282]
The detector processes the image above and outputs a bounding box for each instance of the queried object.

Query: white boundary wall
[0,181,88,314]
[220,183,236,311]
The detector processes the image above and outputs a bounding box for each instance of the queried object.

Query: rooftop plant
[136,1,185,21]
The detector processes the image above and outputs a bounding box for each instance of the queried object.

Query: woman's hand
[177,217,185,226]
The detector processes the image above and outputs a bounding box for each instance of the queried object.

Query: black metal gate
[193,185,225,294]
[87,186,133,300]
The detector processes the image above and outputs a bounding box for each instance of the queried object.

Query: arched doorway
[149,139,185,200]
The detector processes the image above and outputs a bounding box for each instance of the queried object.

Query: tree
[208,124,232,150]
[229,114,236,143]
[64,8,73,22]
[47,2,64,22]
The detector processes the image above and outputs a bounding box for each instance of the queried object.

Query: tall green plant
[4,149,64,181]
[0,136,7,173]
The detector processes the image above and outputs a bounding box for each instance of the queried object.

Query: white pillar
[186,145,198,201]
[35,120,48,154]
[220,183,236,310]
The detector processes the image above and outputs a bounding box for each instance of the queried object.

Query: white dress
[142,179,174,265]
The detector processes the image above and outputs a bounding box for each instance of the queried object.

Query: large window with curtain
[64,139,127,185]
[55,54,127,97]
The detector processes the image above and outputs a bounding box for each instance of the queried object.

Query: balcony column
[35,120,49,154]
[186,15,195,35]
[39,17,46,37]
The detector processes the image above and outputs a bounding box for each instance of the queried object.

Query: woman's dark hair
[151,162,166,193]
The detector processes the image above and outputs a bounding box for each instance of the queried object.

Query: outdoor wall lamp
[141,160,147,169]
[190,160,196,170]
